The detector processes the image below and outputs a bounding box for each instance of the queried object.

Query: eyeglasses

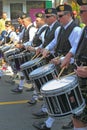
[58,14,66,18]
[45,15,53,18]
[58,12,69,18]
[80,10,87,14]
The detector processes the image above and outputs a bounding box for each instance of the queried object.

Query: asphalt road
[0,70,73,130]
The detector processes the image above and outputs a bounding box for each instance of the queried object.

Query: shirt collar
[64,19,73,29]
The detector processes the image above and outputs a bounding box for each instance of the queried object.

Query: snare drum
[1,45,11,53]
[20,57,46,82]
[41,75,85,117]
[8,52,31,71]
[29,64,58,91]
[4,48,20,62]
[0,45,11,57]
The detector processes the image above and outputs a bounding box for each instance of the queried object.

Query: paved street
[0,69,73,130]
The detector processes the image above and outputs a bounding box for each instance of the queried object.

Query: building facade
[0,0,76,21]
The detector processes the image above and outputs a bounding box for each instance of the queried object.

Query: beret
[35,12,45,18]
[56,4,72,12]
[45,8,57,15]
[21,13,29,19]
[76,0,87,5]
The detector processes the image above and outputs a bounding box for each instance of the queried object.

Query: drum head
[20,58,42,69]
[2,45,11,52]
[29,64,55,78]
[41,75,78,94]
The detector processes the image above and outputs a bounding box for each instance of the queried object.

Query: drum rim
[4,48,20,55]
[20,58,45,69]
[8,52,31,60]
[29,63,56,78]
[41,75,78,94]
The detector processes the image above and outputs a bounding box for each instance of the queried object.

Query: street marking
[0,100,29,105]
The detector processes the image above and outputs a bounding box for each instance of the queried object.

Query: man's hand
[15,43,23,48]
[36,48,42,55]
[61,52,72,68]
[50,57,61,65]
[74,66,87,78]
[42,49,50,58]
[27,46,36,52]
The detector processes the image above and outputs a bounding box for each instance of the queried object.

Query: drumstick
[34,56,44,65]
[36,53,41,58]
[60,72,76,79]
[55,55,63,60]
[31,54,37,60]
[58,67,65,79]
[22,49,28,53]
[31,53,41,60]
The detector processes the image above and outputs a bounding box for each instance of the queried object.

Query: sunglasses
[80,10,87,14]
[58,11,70,18]
[45,15,53,18]
[5,25,10,27]
[58,14,66,18]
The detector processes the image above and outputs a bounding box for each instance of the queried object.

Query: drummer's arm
[26,45,36,52]
[60,52,74,68]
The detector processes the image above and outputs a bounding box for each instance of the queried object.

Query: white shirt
[23,24,37,47]
[7,29,19,43]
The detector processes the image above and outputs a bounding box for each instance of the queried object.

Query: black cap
[21,13,29,19]
[45,8,57,15]
[5,20,12,26]
[56,4,72,12]
[35,12,45,18]
[76,0,87,5]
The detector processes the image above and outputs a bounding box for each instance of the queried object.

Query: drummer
[11,12,48,93]
[61,0,87,130]
[29,8,61,62]
[42,4,82,74]
[4,13,37,89]
[26,12,48,51]
[4,13,37,63]
[32,4,82,130]
[56,1,87,130]
[11,8,60,93]
[27,8,61,104]
[0,20,19,61]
